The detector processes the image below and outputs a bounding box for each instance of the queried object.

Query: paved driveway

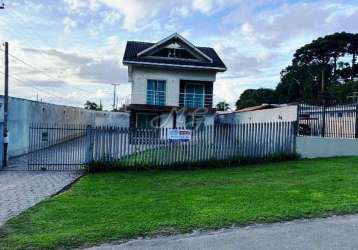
[86,215,358,250]
[0,169,82,225]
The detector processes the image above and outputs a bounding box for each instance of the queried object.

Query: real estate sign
[168,129,192,142]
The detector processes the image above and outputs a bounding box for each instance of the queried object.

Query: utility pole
[112,83,120,111]
[3,41,8,166]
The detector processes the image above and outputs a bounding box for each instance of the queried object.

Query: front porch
[128,104,216,129]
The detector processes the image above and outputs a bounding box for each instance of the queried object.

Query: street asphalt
[85,214,358,250]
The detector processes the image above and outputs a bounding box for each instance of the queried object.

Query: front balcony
[179,92,213,109]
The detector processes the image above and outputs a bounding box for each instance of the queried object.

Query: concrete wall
[0,122,3,169]
[296,136,358,158]
[217,105,298,124]
[0,96,129,157]
[130,66,216,106]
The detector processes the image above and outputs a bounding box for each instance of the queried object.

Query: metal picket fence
[298,103,358,138]
[27,121,297,171]
[88,122,296,168]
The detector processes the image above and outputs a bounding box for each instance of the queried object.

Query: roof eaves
[123,60,227,72]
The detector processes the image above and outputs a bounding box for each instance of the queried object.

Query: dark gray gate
[28,124,89,171]
[298,103,358,138]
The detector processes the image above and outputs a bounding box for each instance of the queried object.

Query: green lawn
[2,157,358,249]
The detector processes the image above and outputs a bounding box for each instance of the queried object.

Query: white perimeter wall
[0,96,129,157]
[217,105,298,124]
[297,136,358,158]
[130,66,216,106]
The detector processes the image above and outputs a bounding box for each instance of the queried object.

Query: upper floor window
[147,80,166,106]
[184,84,204,108]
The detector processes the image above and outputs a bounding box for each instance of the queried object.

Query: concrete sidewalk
[86,214,358,250]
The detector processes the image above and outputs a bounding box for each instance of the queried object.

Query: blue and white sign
[168,129,192,142]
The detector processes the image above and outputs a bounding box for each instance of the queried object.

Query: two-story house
[122,33,226,129]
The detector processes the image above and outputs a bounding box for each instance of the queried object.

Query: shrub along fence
[27,121,297,171]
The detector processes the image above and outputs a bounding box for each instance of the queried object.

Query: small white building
[216,104,298,125]
[122,33,226,129]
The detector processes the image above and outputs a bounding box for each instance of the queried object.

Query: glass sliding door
[184,83,204,108]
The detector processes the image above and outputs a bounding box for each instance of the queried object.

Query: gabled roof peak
[136,32,213,63]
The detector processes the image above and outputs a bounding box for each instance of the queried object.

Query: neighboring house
[216,104,298,124]
[122,33,226,129]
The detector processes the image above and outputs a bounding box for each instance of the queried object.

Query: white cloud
[192,0,236,15]
[3,37,128,107]
[192,0,214,14]
[101,10,121,25]
[93,0,166,30]
[5,0,358,108]
[63,0,87,10]
[224,1,358,48]
[63,16,77,33]
[62,0,237,31]
[173,5,190,18]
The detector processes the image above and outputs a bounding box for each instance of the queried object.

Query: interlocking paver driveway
[0,169,82,225]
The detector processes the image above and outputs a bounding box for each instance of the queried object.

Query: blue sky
[0,0,357,109]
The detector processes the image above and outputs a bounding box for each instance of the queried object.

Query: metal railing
[179,92,213,108]
[27,121,296,170]
[128,91,213,108]
[298,103,358,138]
[146,90,166,106]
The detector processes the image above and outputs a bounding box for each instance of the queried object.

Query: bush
[87,153,299,173]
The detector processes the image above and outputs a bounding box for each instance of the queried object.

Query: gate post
[86,125,94,164]
[321,101,326,138]
[0,122,3,170]
[355,104,358,139]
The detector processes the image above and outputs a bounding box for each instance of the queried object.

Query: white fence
[89,121,297,168]
[26,121,296,170]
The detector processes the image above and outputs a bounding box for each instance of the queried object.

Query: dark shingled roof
[123,41,226,71]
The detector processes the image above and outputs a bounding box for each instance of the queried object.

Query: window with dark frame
[147,80,166,106]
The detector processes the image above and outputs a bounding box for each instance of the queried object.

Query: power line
[0,70,65,100]
[0,9,119,106]
[0,47,97,95]
[0,17,109,96]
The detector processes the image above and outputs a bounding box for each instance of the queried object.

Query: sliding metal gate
[28,124,89,171]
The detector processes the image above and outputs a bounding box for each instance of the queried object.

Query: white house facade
[123,33,226,129]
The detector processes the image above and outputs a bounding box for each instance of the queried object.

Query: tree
[276,32,358,104]
[235,32,358,107]
[215,101,230,111]
[99,100,103,111]
[84,101,102,111]
[236,88,276,110]
[345,33,358,80]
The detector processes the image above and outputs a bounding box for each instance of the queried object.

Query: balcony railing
[127,91,213,109]
[179,92,213,108]
[146,90,166,106]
